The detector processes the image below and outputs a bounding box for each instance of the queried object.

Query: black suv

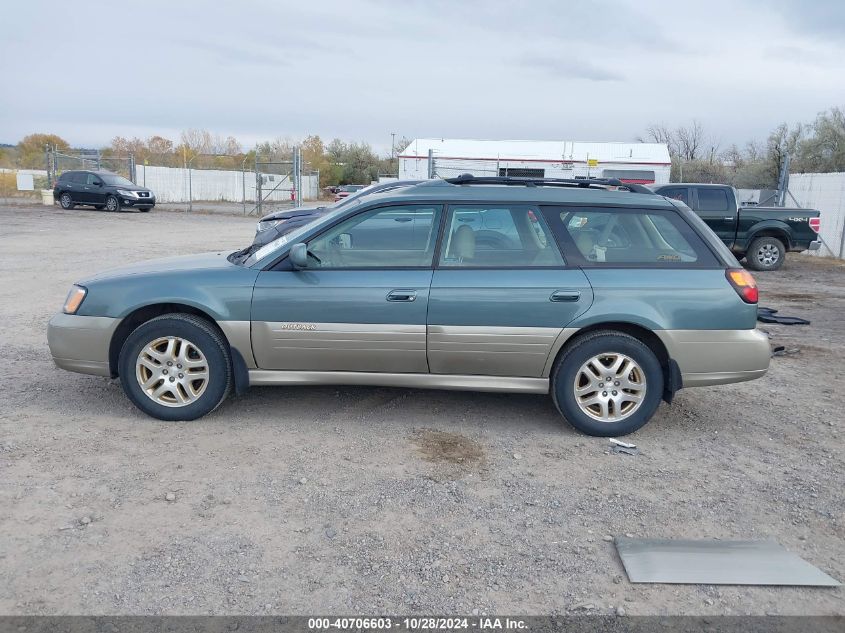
[53,170,156,212]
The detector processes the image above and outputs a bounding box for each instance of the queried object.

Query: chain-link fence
[46,146,136,185]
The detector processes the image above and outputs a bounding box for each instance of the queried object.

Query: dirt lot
[0,203,842,616]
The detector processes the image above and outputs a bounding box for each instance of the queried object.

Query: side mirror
[289,243,309,269]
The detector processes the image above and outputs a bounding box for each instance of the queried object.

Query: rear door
[427,203,592,377]
[692,187,736,247]
[66,172,87,202]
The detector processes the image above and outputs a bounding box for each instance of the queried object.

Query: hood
[80,251,235,283]
[261,206,328,222]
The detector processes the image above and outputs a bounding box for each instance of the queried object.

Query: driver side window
[305,205,442,269]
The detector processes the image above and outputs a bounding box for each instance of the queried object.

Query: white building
[398,138,671,185]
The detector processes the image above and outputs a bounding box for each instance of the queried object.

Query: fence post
[45,144,52,185]
[255,157,261,217]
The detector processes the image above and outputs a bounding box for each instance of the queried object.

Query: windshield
[101,174,136,187]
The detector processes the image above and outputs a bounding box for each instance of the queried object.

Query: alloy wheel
[135,336,209,407]
[573,353,646,422]
[756,243,780,267]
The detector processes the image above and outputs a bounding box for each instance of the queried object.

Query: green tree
[799,107,845,172]
[17,133,69,168]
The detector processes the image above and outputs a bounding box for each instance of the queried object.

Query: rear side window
[697,188,729,212]
[439,204,564,268]
[542,206,718,267]
[58,172,74,182]
[659,187,689,204]
[71,173,87,184]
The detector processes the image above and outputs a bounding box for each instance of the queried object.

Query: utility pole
[391,132,396,160]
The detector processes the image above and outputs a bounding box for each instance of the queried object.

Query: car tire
[59,193,75,210]
[746,236,785,271]
[105,195,120,212]
[118,313,232,421]
[551,330,663,437]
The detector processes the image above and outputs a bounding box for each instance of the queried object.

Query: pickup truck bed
[651,183,821,271]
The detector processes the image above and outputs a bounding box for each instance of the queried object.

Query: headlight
[117,189,138,198]
[62,285,87,314]
[257,219,284,233]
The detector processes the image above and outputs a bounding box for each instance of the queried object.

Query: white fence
[788,172,845,259]
[134,165,319,204]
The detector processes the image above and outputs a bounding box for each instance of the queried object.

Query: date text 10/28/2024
[308,617,528,631]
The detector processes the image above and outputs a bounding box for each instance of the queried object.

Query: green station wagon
[47,176,770,436]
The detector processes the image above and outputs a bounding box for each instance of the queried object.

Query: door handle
[724,216,734,221]
[387,289,417,302]
[550,290,581,302]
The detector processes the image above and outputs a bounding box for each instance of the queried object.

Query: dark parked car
[252,180,419,248]
[333,184,366,202]
[53,170,155,212]
[651,183,820,271]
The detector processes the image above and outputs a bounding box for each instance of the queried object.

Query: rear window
[658,187,689,205]
[542,206,718,267]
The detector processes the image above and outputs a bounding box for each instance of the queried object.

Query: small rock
[603,535,614,542]
[616,606,626,617]
[299,477,308,485]
[624,533,635,538]
[612,575,623,584]
[222,498,233,505]
[325,527,337,539]
[572,602,595,611]
[165,492,176,502]
[264,603,272,610]
[442,575,449,583]
[512,453,522,460]
[238,576,250,583]
[704,598,714,606]
[472,609,479,616]
[79,516,92,525]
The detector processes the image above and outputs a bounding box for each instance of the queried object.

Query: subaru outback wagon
[47,176,770,436]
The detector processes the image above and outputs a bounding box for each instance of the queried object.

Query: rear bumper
[47,313,121,377]
[807,240,821,251]
[656,328,771,388]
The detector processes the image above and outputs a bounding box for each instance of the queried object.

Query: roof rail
[445,174,653,194]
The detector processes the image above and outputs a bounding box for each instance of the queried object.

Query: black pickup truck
[651,183,821,271]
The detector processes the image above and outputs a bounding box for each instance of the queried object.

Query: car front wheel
[105,195,120,212]
[118,314,232,421]
[59,193,75,209]
[552,330,663,437]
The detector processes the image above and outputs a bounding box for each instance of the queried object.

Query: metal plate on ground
[615,538,841,586]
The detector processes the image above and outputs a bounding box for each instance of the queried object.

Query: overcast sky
[2,0,844,154]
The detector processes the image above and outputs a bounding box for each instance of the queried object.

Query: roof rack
[445,174,653,194]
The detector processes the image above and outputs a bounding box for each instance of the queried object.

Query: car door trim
[247,369,549,393]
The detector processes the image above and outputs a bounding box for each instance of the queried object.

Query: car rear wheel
[552,331,663,437]
[118,314,232,421]
[746,236,785,271]
[59,193,75,209]
[105,195,120,212]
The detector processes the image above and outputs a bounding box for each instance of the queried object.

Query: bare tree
[675,120,704,161]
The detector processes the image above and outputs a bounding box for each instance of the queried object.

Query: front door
[251,204,443,373]
[428,204,593,377]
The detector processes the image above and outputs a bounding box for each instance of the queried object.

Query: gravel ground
[0,203,842,616]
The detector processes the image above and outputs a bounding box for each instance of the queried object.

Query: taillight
[809,217,820,233]
[726,269,758,304]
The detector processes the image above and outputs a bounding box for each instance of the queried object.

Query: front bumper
[656,328,771,388]
[47,313,121,377]
[121,195,155,208]
[808,240,822,251]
